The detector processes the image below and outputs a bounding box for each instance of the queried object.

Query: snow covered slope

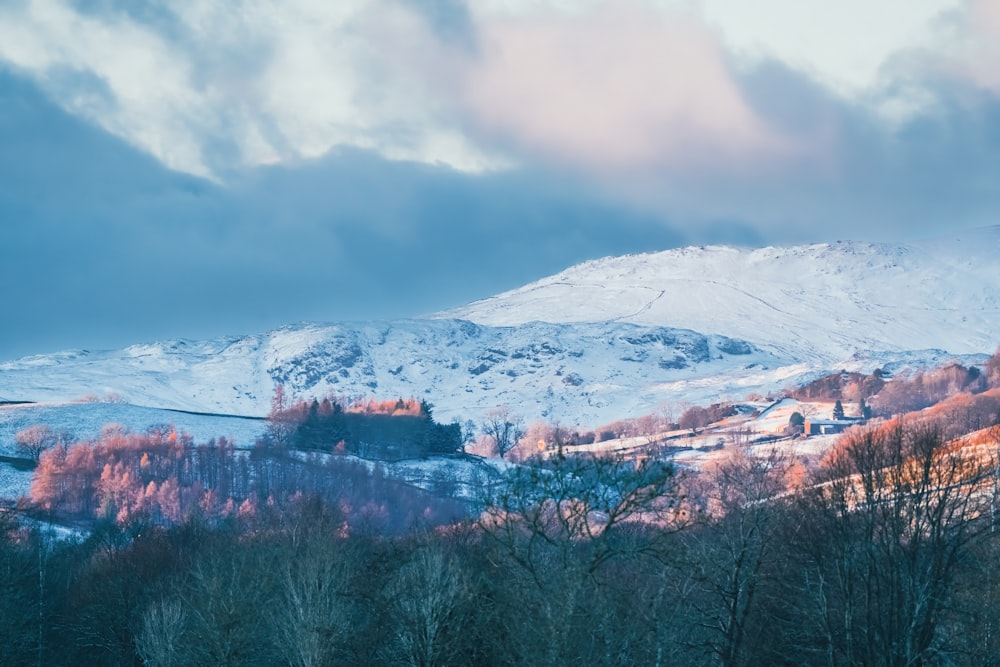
[0,321,780,426]
[0,403,268,498]
[437,227,1000,364]
[1,228,996,429]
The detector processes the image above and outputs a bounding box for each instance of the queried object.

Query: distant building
[803,418,863,436]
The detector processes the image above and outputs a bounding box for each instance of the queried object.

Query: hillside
[437,227,1000,364]
[0,320,780,426]
[1,228,997,427]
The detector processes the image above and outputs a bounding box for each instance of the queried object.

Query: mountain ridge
[1,228,997,426]
[436,227,1000,363]
[0,319,784,426]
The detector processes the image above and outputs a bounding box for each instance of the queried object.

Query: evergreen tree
[295,399,322,449]
[832,400,845,420]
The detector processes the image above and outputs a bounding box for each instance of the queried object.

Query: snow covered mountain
[0,320,779,426]
[438,226,1000,364]
[1,227,997,428]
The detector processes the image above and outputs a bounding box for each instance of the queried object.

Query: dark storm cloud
[785,68,1000,240]
[2,17,999,364]
[0,70,682,362]
[611,58,1000,244]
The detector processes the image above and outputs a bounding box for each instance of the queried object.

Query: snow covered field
[0,402,267,501]
[0,402,267,456]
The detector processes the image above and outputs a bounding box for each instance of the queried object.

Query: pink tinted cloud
[965,0,1000,92]
[970,0,1000,38]
[461,1,789,173]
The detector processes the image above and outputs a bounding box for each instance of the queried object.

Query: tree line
[267,392,462,459]
[27,424,465,533]
[2,402,1000,664]
[789,352,1000,419]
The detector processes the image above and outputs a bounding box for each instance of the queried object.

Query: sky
[1,0,999,361]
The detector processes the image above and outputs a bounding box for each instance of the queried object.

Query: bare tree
[481,408,525,460]
[656,401,677,429]
[269,539,354,667]
[383,546,467,667]
[476,453,686,665]
[477,454,683,587]
[0,515,40,665]
[789,420,998,666]
[987,345,1000,388]
[678,406,709,434]
[726,424,754,449]
[179,550,275,666]
[683,443,793,667]
[135,599,189,667]
[797,402,819,420]
[16,425,57,462]
[266,384,296,447]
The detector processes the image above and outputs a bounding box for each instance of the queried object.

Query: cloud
[0,0,505,179]
[1,0,981,190]
[608,54,1000,242]
[0,68,685,361]
[0,0,216,176]
[695,0,960,95]
[948,0,1000,94]
[0,0,891,184]
[460,0,790,172]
